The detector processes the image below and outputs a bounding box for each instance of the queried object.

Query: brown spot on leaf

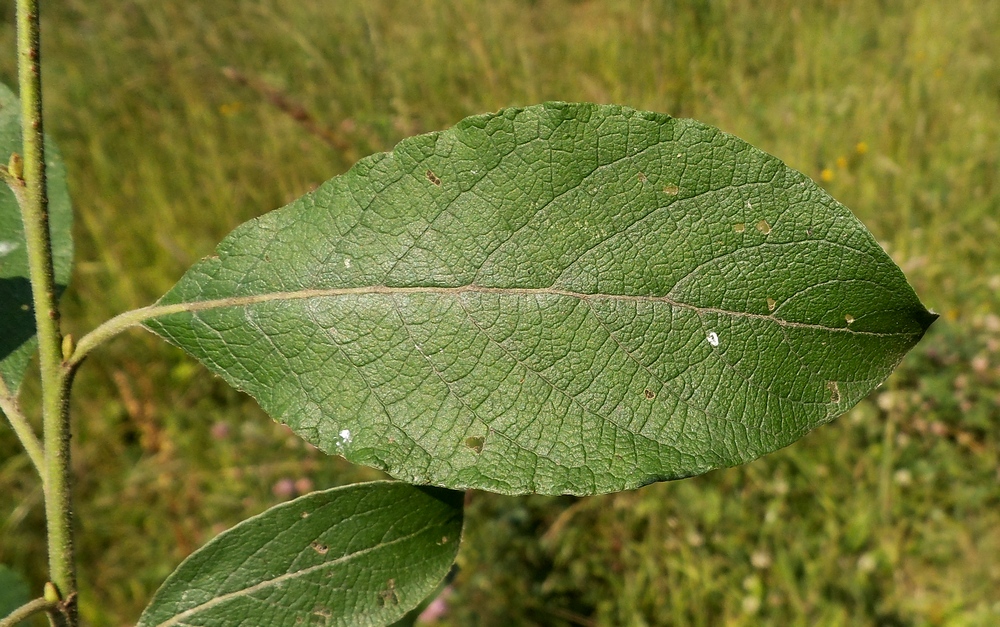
[465,436,485,454]
[644,389,656,400]
[425,169,441,186]
[662,185,679,195]
[827,381,841,403]
[378,579,398,606]
[310,541,329,555]
[756,219,771,234]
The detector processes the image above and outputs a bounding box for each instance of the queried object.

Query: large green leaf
[0,82,73,395]
[137,482,463,627]
[147,102,936,496]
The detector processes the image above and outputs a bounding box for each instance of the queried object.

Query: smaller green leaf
[0,82,74,394]
[0,564,31,626]
[137,482,463,627]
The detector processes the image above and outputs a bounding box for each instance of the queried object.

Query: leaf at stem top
[147,102,936,496]
[136,482,463,627]
[0,82,73,396]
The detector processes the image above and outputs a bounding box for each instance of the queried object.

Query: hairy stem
[0,597,57,627]
[0,164,44,475]
[0,376,45,475]
[16,0,76,620]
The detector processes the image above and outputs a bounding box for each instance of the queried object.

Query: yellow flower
[855,142,869,155]
[836,156,848,169]
[820,168,834,182]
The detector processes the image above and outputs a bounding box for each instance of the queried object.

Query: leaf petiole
[0,376,44,477]
[0,596,58,627]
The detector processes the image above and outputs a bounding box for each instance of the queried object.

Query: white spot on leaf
[707,331,719,347]
[0,241,19,256]
[339,429,352,445]
[343,257,352,269]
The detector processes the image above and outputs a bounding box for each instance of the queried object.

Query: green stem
[0,159,44,478]
[16,0,76,621]
[0,597,57,627]
[68,304,163,369]
[0,376,45,476]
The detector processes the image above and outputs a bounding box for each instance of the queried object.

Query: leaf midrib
[154,284,912,337]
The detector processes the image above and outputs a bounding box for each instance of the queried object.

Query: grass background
[1,0,998,624]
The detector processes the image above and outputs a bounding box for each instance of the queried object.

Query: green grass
[1,0,998,624]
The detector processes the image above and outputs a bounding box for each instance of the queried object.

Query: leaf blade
[136,482,463,627]
[148,102,935,495]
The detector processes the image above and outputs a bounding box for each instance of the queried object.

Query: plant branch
[0,376,45,476]
[0,597,57,627]
[0,166,44,477]
[16,0,76,620]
